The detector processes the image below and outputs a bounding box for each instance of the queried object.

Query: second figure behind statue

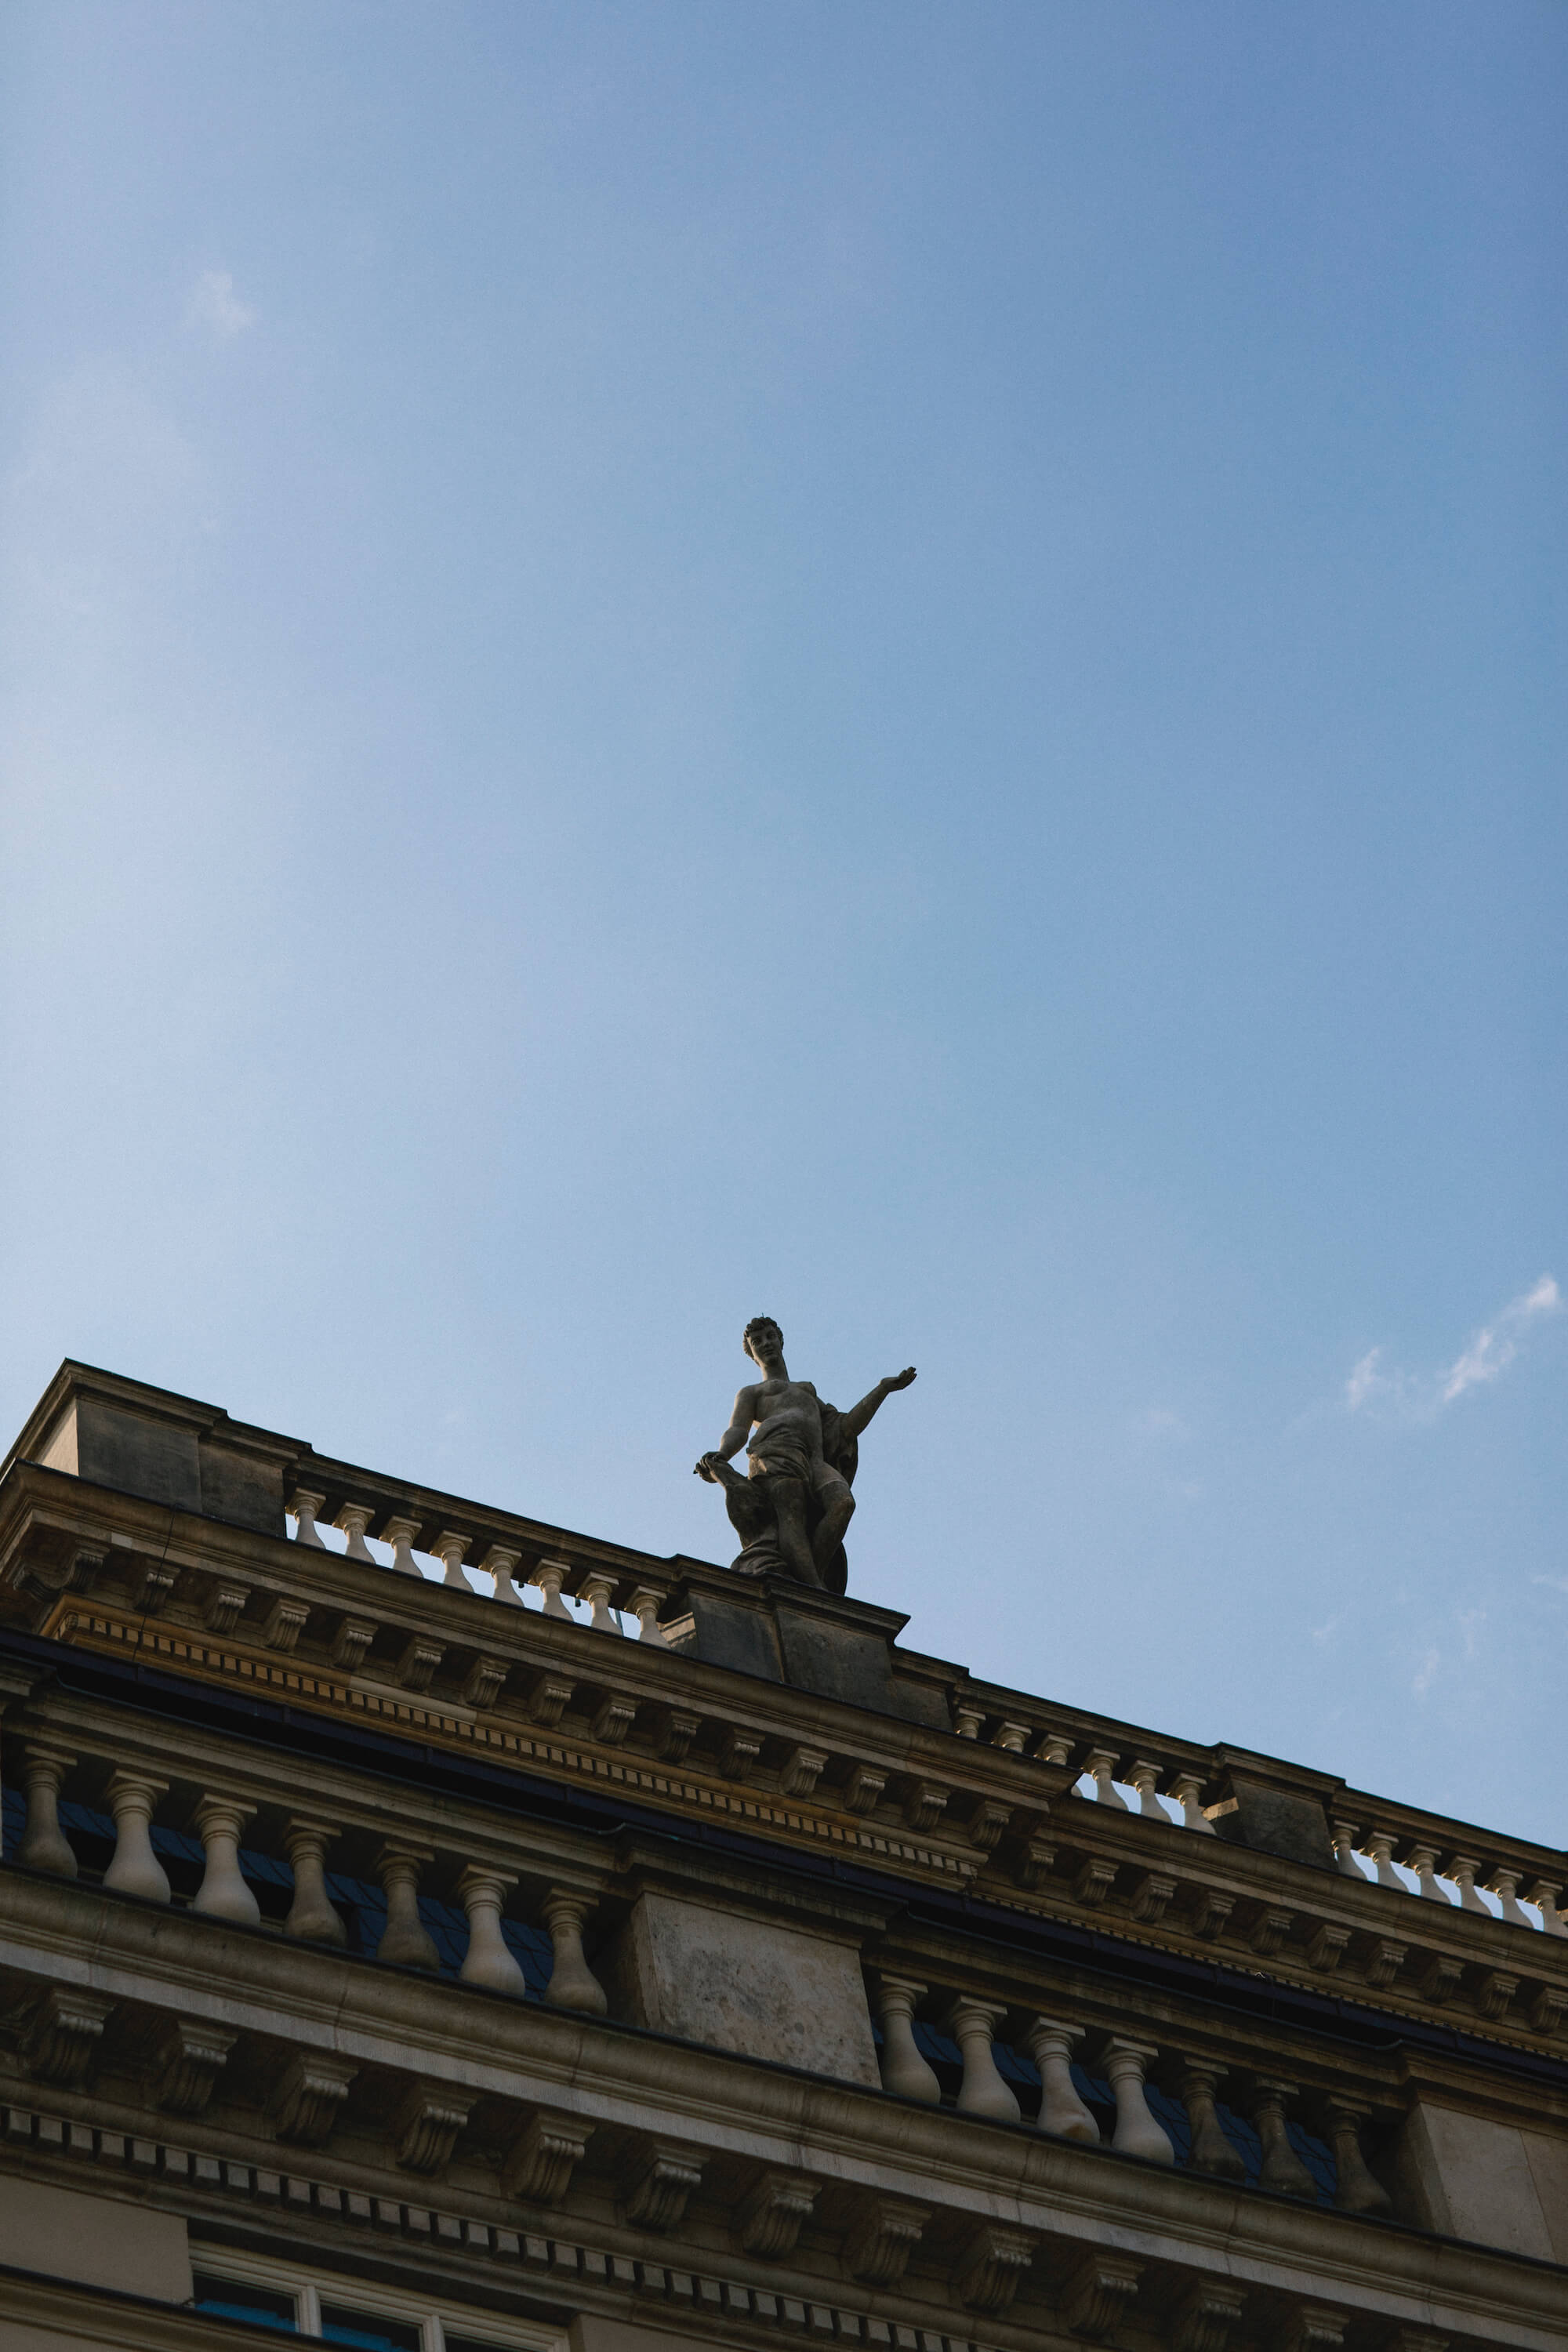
[694,1317,916,1595]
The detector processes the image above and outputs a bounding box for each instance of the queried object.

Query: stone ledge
[3,2097,1560,2352]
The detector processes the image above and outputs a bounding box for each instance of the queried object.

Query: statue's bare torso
[735,1377,829,1479]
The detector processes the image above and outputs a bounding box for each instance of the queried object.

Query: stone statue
[694,1317,916,1594]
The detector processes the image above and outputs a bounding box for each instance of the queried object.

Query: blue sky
[2,4,1563,1845]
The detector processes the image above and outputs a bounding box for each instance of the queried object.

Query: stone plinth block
[615,1889,880,2085]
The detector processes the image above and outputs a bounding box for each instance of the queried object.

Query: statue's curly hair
[742,1316,782,1359]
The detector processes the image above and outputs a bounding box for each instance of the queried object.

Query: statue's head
[743,1316,783,1367]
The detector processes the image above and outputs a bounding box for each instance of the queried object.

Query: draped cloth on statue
[727,1402,859,1595]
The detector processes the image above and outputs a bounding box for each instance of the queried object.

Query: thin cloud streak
[1441,1274,1561,1404]
[1345,1276,1561,1422]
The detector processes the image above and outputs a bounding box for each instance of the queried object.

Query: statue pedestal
[657,1566,949,1729]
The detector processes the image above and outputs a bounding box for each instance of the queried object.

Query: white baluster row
[869,1977,1393,2214]
[1011,1721,1557,1919]
[11,1745,614,2015]
[1333,1817,1565,1936]
[872,1976,1174,2158]
[285,1496,673,1645]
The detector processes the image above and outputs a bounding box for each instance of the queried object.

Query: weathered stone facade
[0,1359,1564,2350]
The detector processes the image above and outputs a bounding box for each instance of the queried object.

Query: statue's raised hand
[885,1367,916,1392]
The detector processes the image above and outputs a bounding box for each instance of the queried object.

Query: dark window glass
[445,2338,513,2352]
[319,2304,423,2351]
[192,2273,298,2332]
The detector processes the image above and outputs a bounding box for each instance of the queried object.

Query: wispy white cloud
[187,268,256,339]
[1440,1275,1561,1403]
[1136,1406,1187,1438]
[1345,1275,1561,1421]
[1412,1644,1440,1697]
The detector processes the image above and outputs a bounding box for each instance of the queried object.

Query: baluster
[579,1572,623,1635]
[953,1704,983,1739]
[1361,1828,1404,1889]
[1036,1733,1083,1795]
[1486,1867,1532,1927]
[1127,1760,1171,1821]
[192,1797,261,1926]
[1250,2080,1317,2197]
[1406,1844,1452,1904]
[1102,2038,1174,2163]
[432,1531,473,1592]
[541,1889,608,2013]
[628,1586,669,1648]
[289,1490,327,1548]
[1083,1749,1128,1809]
[16,1740,78,1878]
[283,1818,347,1946]
[1526,1880,1567,1939]
[102,1771,172,1903]
[1445,1855,1489,1915]
[1021,2016,1098,2143]
[376,1841,441,1969]
[874,1975,941,2103]
[481,1545,523,1606]
[532,1557,574,1621]
[1167,1772,1218,1835]
[943,1995,1020,2122]
[333,1504,376,1563]
[456,1866,528,1995]
[1178,2060,1244,2179]
[1330,1820,1366,1879]
[1323,2096,1392,2216]
[381,1515,423,1578]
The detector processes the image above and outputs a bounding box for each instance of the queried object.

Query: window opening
[193,2273,299,2332]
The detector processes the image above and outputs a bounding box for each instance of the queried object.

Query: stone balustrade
[3,1730,1423,2223]
[952,1698,1568,1948]
[286,1484,676,1643]
[1330,1809,1567,1939]
[868,1974,1394,2218]
[275,1518,1568,1955]
[3,1743,1410,2268]
[10,1452,1566,2020]
[2,1741,612,2021]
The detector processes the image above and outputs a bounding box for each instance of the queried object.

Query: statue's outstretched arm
[839,1367,916,1443]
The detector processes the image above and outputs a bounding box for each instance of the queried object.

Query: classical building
[0,1360,1564,2352]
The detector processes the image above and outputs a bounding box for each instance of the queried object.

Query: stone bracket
[1062,2249,1142,2339]
[268,2050,358,2148]
[394,2082,473,2175]
[953,2222,1036,2315]
[23,1987,115,2089]
[332,1617,377,1674]
[621,2138,705,2232]
[842,2194,931,2287]
[503,2109,594,2206]
[735,2166,818,2259]
[155,2018,238,2117]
